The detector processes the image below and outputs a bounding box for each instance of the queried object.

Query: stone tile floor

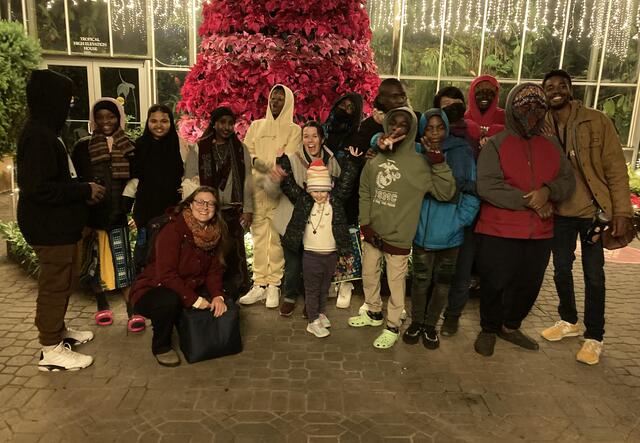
[0,193,639,442]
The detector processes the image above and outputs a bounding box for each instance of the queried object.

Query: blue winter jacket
[413,109,480,250]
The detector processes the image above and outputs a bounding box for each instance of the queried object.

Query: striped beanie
[306,159,332,192]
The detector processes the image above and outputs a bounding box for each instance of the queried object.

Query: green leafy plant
[0,20,42,158]
[0,221,39,276]
[629,164,640,196]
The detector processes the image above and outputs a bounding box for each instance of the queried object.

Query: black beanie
[93,100,121,125]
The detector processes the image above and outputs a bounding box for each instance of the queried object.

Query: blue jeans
[552,216,606,341]
[445,226,475,319]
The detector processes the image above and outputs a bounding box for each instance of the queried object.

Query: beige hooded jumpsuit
[244,85,301,286]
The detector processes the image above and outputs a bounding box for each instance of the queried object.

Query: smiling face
[95,109,118,136]
[302,126,323,156]
[543,75,572,110]
[269,89,286,119]
[214,115,235,140]
[474,81,497,113]
[190,191,216,225]
[147,111,171,140]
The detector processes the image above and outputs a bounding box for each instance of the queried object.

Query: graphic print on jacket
[374,160,402,207]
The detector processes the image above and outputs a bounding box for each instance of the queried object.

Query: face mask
[443,102,466,123]
[334,107,351,122]
[512,91,547,138]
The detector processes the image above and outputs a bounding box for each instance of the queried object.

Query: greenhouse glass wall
[1,0,639,164]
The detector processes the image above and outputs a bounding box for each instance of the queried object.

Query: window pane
[367,0,395,75]
[10,0,23,22]
[68,1,110,55]
[154,0,189,66]
[597,86,635,145]
[403,79,438,113]
[400,0,442,76]
[600,1,639,83]
[521,0,565,79]
[111,0,148,56]
[36,1,66,51]
[442,0,483,77]
[482,0,526,79]
[99,67,141,123]
[562,0,606,80]
[156,71,187,114]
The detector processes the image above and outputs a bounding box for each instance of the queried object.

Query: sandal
[373,329,399,349]
[94,310,114,326]
[127,315,146,333]
[348,311,384,328]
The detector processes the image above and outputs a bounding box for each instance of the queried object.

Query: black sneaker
[402,322,423,345]
[474,331,496,357]
[497,329,539,350]
[441,316,459,336]
[422,326,439,350]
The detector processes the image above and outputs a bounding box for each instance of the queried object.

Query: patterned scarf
[182,208,221,251]
[511,85,548,139]
[88,127,135,179]
[198,134,245,204]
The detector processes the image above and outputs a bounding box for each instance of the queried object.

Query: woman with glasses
[129,186,230,367]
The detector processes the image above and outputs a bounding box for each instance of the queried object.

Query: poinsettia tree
[177,0,380,141]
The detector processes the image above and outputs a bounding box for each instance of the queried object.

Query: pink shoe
[94,310,113,326]
[127,315,146,333]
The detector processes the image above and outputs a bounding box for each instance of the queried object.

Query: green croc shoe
[373,329,399,349]
[348,311,384,328]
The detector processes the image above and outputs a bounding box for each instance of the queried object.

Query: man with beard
[465,76,505,143]
[540,70,633,365]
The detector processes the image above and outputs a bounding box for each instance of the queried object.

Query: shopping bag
[332,226,362,283]
[177,300,242,363]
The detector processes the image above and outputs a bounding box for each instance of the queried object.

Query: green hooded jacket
[359,107,456,250]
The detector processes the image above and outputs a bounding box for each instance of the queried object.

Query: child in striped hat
[277,148,362,338]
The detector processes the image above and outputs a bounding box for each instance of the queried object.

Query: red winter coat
[475,128,575,239]
[129,213,225,308]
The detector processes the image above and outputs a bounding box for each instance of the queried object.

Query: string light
[368,0,637,59]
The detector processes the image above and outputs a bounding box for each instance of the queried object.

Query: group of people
[17,66,633,370]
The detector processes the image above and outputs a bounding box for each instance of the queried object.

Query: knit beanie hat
[306,159,332,192]
[93,100,120,123]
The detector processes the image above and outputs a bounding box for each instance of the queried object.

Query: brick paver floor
[0,193,639,442]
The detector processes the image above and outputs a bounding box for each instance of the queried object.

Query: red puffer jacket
[475,129,575,239]
[129,213,225,308]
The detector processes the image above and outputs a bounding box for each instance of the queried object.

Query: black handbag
[177,300,242,363]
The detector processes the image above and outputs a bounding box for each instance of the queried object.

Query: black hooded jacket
[131,112,183,228]
[17,69,91,246]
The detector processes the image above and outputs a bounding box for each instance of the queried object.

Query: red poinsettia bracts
[177,0,380,141]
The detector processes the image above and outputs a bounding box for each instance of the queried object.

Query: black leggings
[135,287,183,354]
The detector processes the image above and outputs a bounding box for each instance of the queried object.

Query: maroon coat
[130,214,225,308]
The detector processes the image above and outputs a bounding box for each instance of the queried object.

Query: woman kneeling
[129,186,228,366]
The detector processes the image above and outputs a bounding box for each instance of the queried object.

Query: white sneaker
[306,319,330,338]
[239,285,266,305]
[336,282,353,309]
[318,313,331,328]
[265,285,280,309]
[38,342,93,372]
[62,328,94,346]
[328,283,339,298]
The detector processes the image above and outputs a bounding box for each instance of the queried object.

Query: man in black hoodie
[17,69,105,372]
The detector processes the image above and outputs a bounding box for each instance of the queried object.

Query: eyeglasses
[192,199,215,209]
